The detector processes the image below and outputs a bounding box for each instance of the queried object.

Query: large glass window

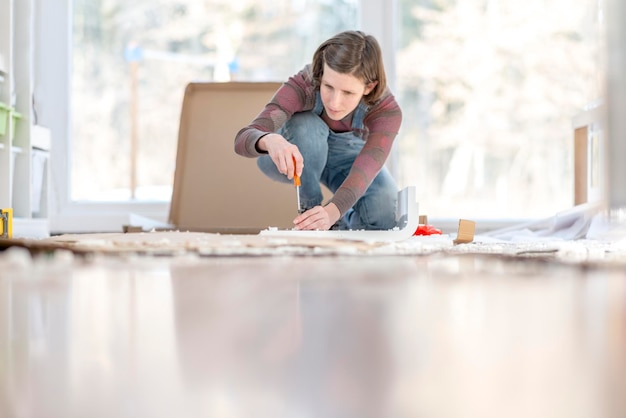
[71,0,357,201]
[71,0,604,221]
[395,0,603,218]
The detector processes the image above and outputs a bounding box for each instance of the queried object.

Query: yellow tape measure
[1,208,13,239]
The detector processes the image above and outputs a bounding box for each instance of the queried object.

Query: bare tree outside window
[396,0,603,218]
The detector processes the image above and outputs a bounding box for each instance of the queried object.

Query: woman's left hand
[293,203,341,231]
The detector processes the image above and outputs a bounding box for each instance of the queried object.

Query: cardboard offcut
[453,219,476,244]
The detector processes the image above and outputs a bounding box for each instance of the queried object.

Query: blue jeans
[257,112,398,230]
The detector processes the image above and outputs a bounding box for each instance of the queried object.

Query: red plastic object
[413,224,443,236]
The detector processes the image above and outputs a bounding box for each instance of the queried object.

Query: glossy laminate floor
[1,252,625,418]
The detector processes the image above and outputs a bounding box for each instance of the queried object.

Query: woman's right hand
[257,134,303,179]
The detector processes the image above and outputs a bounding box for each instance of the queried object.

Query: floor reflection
[169,258,401,417]
[0,254,624,417]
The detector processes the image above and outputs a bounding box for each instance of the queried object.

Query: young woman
[234,30,402,231]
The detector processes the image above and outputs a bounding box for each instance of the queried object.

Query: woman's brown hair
[311,30,387,106]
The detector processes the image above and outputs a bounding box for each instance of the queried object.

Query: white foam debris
[30,229,626,264]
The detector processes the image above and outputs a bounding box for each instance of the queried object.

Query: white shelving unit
[0,0,50,238]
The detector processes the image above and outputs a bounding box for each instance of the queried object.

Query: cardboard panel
[169,82,305,232]
[574,127,588,205]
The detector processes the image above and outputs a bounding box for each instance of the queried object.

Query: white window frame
[37,0,168,233]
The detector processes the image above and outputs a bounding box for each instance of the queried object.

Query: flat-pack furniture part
[260,186,420,241]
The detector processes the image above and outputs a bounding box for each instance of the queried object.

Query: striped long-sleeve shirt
[234,65,402,216]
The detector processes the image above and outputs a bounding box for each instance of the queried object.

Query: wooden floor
[1,251,625,418]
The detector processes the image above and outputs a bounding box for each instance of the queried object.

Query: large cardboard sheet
[169,82,306,232]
